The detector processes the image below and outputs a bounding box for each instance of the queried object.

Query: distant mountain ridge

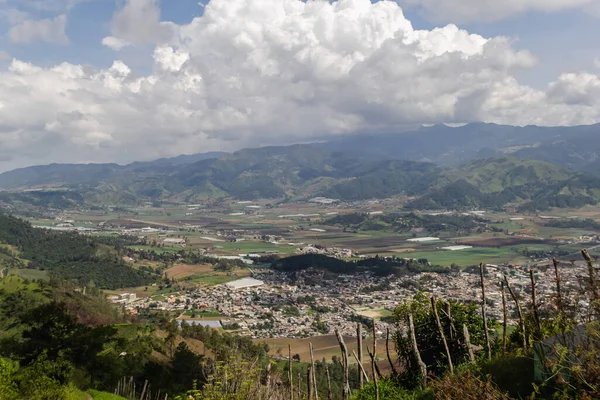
[406,157,600,211]
[317,122,600,172]
[1,122,600,210]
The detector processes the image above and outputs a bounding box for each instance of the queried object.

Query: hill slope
[0,145,442,203]
[0,213,157,289]
[406,157,600,211]
[318,122,600,170]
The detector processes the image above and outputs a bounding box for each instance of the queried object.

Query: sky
[0,0,599,172]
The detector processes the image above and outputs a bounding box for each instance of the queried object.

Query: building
[225,277,265,290]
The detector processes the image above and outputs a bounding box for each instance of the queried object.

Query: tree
[393,293,494,388]
[171,343,206,393]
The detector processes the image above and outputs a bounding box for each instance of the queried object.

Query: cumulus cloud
[0,0,600,171]
[396,0,598,23]
[9,14,69,44]
[103,0,176,47]
[102,36,131,51]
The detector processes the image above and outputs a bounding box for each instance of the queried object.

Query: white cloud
[0,0,599,171]
[595,57,600,69]
[102,36,131,51]
[396,0,598,23]
[103,0,176,47]
[9,14,69,44]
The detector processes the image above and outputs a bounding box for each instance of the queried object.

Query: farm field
[22,201,600,277]
[396,247,520,266]
[165,264,213,279]
[259,335,394,364]
[355,308,394,320]
[184,274,244,286]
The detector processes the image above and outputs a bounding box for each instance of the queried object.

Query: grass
[398,247,519,266]
[185,310,223,318]
[87,389,127,400]
[9,268,49,281]
[185,274,240,286]
[125,245,180,254]
[209,241,297,254]
[0,275,41,293]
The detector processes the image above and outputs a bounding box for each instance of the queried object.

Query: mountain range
[1,123,600,211]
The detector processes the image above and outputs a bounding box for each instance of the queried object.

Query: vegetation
[326,212,484,234]
[406,157,600,211]
[0,213,156,289]
[271,254,441,276]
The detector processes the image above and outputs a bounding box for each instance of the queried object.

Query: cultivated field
[165,264,213,279]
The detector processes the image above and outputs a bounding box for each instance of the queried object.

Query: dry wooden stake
[325,364,332,400]
[445,301,457,340]
[307,366,313,400]
[372,321,379,400]
[335,329,351,399]
[386,327,398,375]
[501,281,508,355]
[530,269,543,341]
[479,263,492,360]
[431,296,454,372]
[309,343,319,400]
[504,275,527,348]
[139,380,148,400]
[463,324,475,363]
[582,249,600,317]
[289,344,294,400]
[352,350,370,383]
[408,312,427,387]
[552,257,563,313]
[357,323,363,388]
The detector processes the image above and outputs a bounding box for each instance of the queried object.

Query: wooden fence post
[352,350,370,383]
[357,323,363,388]
[582,249,600,318]
[530,269,543,341]
[463,324,475,363]
[386,327,398,375]
[479,263,492,360]
[309,343,319,400]
[504,275,527,349]
[552,257,563,313]
[289,344,294,400]
[408,313,427,387]
[335,329,351,399]
[445,301,457,340]
[501,281,507,355]
[307,366,313,400]
[325,364,332,400]
[372,321,379,400]
[431,296,453,373]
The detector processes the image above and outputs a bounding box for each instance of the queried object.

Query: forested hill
[0,213,156,289]
[405,157,600,211]
[1,145,600,211]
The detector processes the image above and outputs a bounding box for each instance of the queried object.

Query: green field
[400,247,520,266]
[125,245,180,254]
[184,310,223,318]
[214,241,297,254]
[185,274,240,286]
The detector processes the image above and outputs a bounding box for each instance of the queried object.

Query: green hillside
[0,214,157,289]
[0,145,441,204]
[406,157,600,211]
